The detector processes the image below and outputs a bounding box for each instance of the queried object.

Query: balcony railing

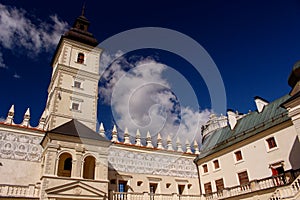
[269,174,300,200]
[112,192,201,200]
[204,169,300,200]
[0,184,40,198]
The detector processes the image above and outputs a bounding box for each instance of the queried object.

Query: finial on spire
[135,129,141,146]
[124,127,131,144]
[5,104,15,125]
[146,131,153,148]
[99,123,106,138]
[111,125,119,142]
[81,2,86,16]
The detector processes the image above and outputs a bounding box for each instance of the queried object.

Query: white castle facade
[0,11,300,200]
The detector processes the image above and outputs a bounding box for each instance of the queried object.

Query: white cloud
[0,117,5,122]
[0,52,6,68]
[13,73,20,79]
[99,55,211,148]
[0,3,68,64]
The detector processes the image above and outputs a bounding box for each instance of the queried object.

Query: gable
[46,181,107,199]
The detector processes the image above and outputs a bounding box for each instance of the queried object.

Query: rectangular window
[203,164,208,173]
[118,181,127,192]
[213,160,220,169]
[266,137,277,149]
[238,171,249,185]
[71,102,80,111]
[77,53,84,64]
[149,183,158,194]
[215,178,224,191]
[74,81,81,88]
[204,182,212,194]
[235,150,243,161]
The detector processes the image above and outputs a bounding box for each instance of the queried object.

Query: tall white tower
[44,11,101,131]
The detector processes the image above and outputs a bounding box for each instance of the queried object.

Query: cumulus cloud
[99,55,211,148]
[0,3,68,64]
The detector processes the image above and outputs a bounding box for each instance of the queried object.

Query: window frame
[204,182,212,195]
[71,102,80,111]
[234,150,243,163]
[73,80,82,89]
[202,164,208,174]
[237,170,249,186]
[213,159,220,170]
[77,52,85,64]
[266,137,278,150]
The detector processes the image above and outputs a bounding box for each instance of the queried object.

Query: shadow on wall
[289,136,300,170]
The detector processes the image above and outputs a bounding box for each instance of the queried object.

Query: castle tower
[44,10,101,131]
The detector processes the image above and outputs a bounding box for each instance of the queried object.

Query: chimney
[227,109,237,130]
[254,96,269,113]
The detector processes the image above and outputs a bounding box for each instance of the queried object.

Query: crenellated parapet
[97,123,200,155]
[2,105,47,131]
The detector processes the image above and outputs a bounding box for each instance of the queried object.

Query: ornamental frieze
[108,147,198,178]
[0,131,43,162]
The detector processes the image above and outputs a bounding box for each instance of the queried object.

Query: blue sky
[0,1,299,138]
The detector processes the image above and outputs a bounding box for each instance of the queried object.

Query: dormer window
[77,53,84,64]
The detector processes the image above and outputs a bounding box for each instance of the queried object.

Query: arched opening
[77,53,84,64]
[57,153,72,177]
[83,156,96,179]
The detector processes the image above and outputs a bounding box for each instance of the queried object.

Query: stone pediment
[46,181,106,199]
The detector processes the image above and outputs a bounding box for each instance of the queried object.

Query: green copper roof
[195,95,291,163]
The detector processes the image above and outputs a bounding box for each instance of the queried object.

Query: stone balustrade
[0,184,40,198]
[269,174,300,200]
[204,170,300,200]
[112,192,201,200]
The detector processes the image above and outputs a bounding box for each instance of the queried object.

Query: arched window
[77,53,84,64]
[57,153,72,177]
[83,156,96,179]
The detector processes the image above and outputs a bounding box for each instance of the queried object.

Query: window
[178,184,185,195]
[71,102,80,111]
[74,81,81,88]
[238,171,249,185]
[213,160,220,169]
[137,181,143,186]
[57,153,72,177]
[215,178,224,191]
[235,150,243,161]
[83,156,96,179]
[149,183,158,194]
[118,181,127,192]
[266,137,277,149]
[203,164,208,173]
[77,53,84,64]
[204,182,212,194]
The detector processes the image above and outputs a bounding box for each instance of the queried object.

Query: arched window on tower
[83,156,96,179]
[77,53,84,64]
[57,153,72,177]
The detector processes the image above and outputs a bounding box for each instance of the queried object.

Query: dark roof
[50,14,98,66]
[288,60,300,88]
[281,91,300,107]
[49,119,108,142]
[195,95,291,163]
[63,15,98,47]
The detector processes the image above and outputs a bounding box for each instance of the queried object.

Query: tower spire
[81,2,86,16]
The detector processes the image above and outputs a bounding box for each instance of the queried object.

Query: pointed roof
[49,119,108,141]
[63,12,98,47]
